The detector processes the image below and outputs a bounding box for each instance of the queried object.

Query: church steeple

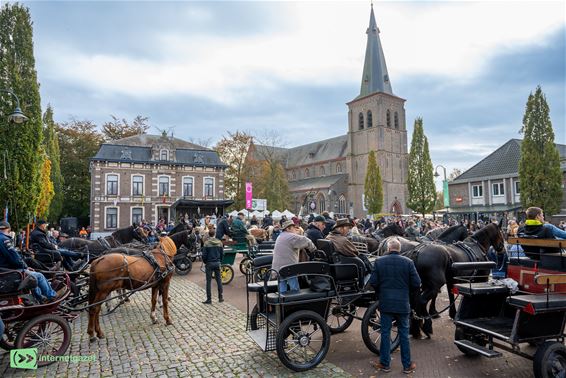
[358,4,393,98]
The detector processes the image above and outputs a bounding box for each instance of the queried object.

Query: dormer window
[160,149,169,161]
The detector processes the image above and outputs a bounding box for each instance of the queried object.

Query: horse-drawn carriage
[451,236,566,378]
[245,239,399,372]
[0,270,76,367]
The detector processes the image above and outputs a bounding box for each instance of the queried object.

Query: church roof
[452,139,566,182]
[357,4,393,98]
[286,135,348,167]
[288,174,348,193]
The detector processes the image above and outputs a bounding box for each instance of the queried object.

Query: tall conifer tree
[43,105,63,222]
[0,4,44,229]
[518,86,562,215]
[364,150,383,215]
[407,118,436,217]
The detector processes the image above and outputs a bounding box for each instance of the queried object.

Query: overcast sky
[19,0,566,178]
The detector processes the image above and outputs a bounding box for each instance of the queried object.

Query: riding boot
[218,296,224,303]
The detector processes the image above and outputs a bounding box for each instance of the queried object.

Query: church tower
[346,4,408,217]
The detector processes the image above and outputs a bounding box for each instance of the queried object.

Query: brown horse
[87,236,177,342]
[60,225,149,257]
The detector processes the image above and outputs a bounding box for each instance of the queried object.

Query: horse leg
[150,286,159,324]
[447,282,457,319]
[162,281,172,325]
[428,294,440,319]
[94,302,105,339]
[420,288,438,337]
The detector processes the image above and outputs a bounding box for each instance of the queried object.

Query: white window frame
[160,149,169,161]
[131,206,144,226]
[472,184,483,198]
[104,206,119,229]
[131,174,144,196]
[182,176,195,197]
[338,195,346,214]
[514,180,520,195]
[158,175,171,196]
[492,182,505,197]
[203,176,215,198]
[105,173,119,196]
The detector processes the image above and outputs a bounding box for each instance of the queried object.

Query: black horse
[103,230,194,256]
[59,225,149,258]
[410,222,505,338]
[351,222,406,254]
[168,221,191,236]
[377,224,469,256]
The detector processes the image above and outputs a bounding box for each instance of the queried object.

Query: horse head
[169,230,195,251]
[472,223,505,254]
[132,224,149,243]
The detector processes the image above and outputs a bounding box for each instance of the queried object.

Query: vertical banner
[245,182,253,209]
[443,180,450,207]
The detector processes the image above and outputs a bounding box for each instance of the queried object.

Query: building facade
[252,5,409,217]
[448,139,566,222]
[90,133,231,233]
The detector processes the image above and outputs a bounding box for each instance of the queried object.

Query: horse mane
[159,236,177,256]
[437,224,467,243]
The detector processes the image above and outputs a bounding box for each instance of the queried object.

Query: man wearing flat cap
[30,220,83,270]
[0,221,57,301]
[305,215,326,245]
[272,220,317,293]
[326,218,359,257]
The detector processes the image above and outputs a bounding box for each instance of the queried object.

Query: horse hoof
[89,336,97,343]
[124,298,130,303]
[166,320,172,326]
[98,334,105,339]
[151,318,158,325]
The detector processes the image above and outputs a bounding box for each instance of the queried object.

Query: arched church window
[394,112,399,129]
[292,170,296,180]
[320,166,325,176]
[386,110,391,128]
[305,168,310,178]
[367,110,373,128]
[358,113,364,130]
[318,195,326,213]
[338,195,346,214]
[336,163,342,174]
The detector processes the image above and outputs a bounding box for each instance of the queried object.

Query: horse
[168,221,191,236]
[371,222,406,241]
[87,236,177,342]
[410,222,505,338]
[249,226,267,242]
[59,225,149,257]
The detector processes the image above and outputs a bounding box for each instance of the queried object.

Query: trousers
[205,262,223,300]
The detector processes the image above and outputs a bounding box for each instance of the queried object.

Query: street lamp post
[0,89,28,124]
[434,164,449,219]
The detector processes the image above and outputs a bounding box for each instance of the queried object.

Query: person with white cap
[271,220,316,293]
[0,221,57,302]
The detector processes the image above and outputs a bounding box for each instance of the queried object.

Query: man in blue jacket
[369,237,420,374]
[0,221,57,302]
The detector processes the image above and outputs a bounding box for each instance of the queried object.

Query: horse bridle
[133,226,148,244]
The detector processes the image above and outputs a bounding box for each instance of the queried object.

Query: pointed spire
[358,4,393,98]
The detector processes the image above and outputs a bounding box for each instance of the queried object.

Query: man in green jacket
[202,230,224,304]
[231,212,249,244]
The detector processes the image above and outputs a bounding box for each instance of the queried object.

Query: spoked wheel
[0,322,21,350]
[175,257,192,275]
[361,301,400,355]
[276,310,331,372]
[220,265,234,285]
[15,314,72,367]
[327,301,356,334]
[239,257,252,275]
[254,267,270,283]
[533,341,566,378]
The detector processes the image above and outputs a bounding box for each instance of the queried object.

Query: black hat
[313,215,326,223]
[37,219,48,225]
[0,221,10,229]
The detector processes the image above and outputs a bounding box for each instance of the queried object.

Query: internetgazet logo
[10,348,37,369]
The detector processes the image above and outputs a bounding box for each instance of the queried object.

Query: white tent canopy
[271,210,282,219]
[282,209,295,218]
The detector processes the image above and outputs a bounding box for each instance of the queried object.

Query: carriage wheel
[249,304,259,330]
[0,323,21,350]
[15,314,72,367]
[175,257,192,276]
[361,301,400,355]
[254,267,270,283]
[220,265,234,285]
[454,325,486,357]
[533,341,566,378]
[327,300,356,334]
[239,257,252,275]
[276,310,330,372]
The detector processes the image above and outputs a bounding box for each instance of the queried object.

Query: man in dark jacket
[201,230,224,304]
[305,215,326,245]
[369,237,420,374]
[0,221,57,301]
[215,216,231,240]
[321,211,335,237]
[30,220,83,270]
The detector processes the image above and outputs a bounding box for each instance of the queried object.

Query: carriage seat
[266,261,334,304]
[316,239,365,289]
[253,255,273,268]
[455,282,510,296]
[266,288,336,304]
[247,280,278,294]
[508,294,566,313]
[0,269,37,295]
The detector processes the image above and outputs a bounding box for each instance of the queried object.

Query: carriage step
[454,340,502,358]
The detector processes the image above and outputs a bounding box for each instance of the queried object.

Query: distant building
[448,139,566,222]
[250,5,408,217]
[90,133,231,232]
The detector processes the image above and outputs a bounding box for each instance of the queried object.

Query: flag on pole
[245,182,253,209]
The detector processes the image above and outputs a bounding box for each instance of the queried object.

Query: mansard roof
[92,134,226,168]
[453,139,566,182]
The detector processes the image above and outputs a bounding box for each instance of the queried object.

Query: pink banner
[245,182,253,209]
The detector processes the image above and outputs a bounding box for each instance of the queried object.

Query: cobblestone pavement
[0,277,350,378]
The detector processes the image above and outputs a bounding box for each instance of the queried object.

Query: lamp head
[8,107,28,124]
[434,171,440,178]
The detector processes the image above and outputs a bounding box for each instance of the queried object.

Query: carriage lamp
[0,89,28,124]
